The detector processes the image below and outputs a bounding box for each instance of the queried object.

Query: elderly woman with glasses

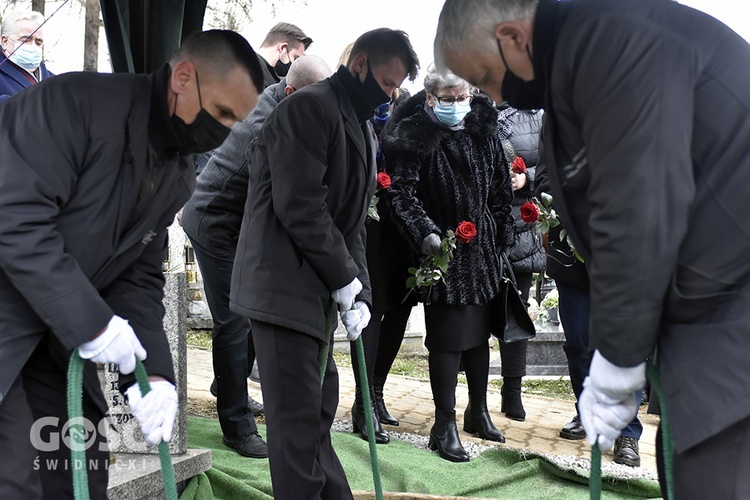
[382,64,514,462]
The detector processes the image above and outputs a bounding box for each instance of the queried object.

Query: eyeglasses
[431,94,473,106]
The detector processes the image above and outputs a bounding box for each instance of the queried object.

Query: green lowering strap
[589,443,602,500]
[647,362,674,499]
[320,299,383,500]
[67,350,90,500]
[353,335,384,500]
[68,350,178,500]
[589,361,673,500]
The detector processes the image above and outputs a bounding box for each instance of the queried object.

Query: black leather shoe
[429,409,469,462]
[500,377,526,422]
[352,398,390,444]
[247,397,264,417]
[222,433,269,458]
[559,415,586,440]
[463,401,506,443]
[248,359,261,384]
[614,436,640,467]
[373,375,399,427]
[210,378,264,416]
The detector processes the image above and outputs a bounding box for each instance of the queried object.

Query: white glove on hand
[578,350,646,450]
[341,301,371,341]
[126,380,178,446]
[332,277,363,311]
[78,315,147,375]
[420,233,442,257]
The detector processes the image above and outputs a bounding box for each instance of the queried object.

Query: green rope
[68,350,178,500]
[589,360,673,499]
[67,351,89,500]
[353,335,384,500]
[133,358,178,500]
[319,299,383,500]
[647,362,674,499]
[589,443,601,500]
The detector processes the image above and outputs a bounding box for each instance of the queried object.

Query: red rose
[455,221,477,244]
[376,172,392,190]
[511,157,527,174]
[520,201,541,224]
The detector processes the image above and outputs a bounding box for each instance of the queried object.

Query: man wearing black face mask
[230,29,419,498]
[0,29,263,498]
[255,22,313,87]
[180,55,333,460]
[191,22,312,175]
[436,0,750,497]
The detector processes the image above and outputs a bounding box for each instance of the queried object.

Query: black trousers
[252,320,353,500]
[657,416,750,499]
[189,238,258,439]
[0,340,109,499]
[557,282,642,438]
[351,304,412,391]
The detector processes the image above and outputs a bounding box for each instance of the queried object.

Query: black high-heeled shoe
[463,400,506,443]
[429,409,469,462]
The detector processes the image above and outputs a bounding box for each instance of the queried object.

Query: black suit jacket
[0,69,194,407]
[537,0,750,451]
[230,71,375,340]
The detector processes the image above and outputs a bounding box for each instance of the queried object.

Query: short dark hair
[171,29,265,94]
[348,28,420,82]
[260,22,313,50]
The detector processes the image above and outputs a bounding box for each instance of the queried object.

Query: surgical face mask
[361,61,391,109]
[171,71,231,154]
[9,41,43,72]
[274,47,292,77]
[433,100,472,127]
[497,39,544,110]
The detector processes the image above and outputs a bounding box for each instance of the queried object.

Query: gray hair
[434,0,537,70]
[285,55,332,89]
[422,63,472,95]
[1,10,45,37]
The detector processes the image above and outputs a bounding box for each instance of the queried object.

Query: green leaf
[559,228,567,242]
[541,192,553,208]
[406,276,417,288]
[407,267,418,274]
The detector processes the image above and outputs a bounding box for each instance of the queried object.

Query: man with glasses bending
[0,10,53,102]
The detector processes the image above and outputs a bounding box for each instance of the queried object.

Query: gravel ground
[332,418,659,483]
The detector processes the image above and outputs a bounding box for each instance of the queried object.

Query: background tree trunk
[31,0,45,15]
[83,0,101,71]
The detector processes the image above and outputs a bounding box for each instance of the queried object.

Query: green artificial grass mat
[180,416,661,499]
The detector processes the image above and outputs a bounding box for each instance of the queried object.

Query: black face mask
[171,71,231,155]
[361,60,391,109]
[497,39,545,110]
[274,47,292,77]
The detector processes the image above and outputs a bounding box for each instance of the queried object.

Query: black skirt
[424,303,490,352]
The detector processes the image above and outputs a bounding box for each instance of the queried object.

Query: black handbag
[489,252,536,343]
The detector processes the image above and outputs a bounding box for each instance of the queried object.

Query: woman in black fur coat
[382,64,514,462]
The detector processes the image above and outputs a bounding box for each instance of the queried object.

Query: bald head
[285,55,332,90]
